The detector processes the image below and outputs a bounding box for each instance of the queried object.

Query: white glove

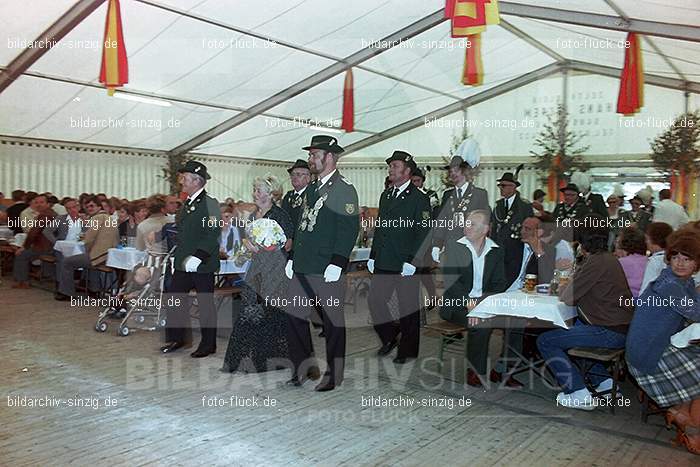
[367,259,375,274]
[431,247,441,263]
[324,264,342,283]
[285,260,294,279]
[184,256,201,272]
[401,262,416,277]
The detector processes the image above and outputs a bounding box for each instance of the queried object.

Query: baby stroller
[95,247,174,336]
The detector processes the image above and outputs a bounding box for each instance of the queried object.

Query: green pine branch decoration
[530,104,590,184]
[161,154,193,195]
[650,111,700,176]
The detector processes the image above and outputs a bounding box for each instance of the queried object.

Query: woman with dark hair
[616,227,648,297]
[640,222,674,293]
[537,225,635,410]
[626,231,700,454]
[117,202,137,239]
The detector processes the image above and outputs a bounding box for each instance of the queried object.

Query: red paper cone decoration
[616,32,644,115]
[449,0,499,38]
[99,0,128,96]
[341,68,354,133]
[448,1,498,86]
[462,34,483,86]
[445,0,457,18]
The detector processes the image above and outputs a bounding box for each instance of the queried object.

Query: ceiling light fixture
[113,92,172,107]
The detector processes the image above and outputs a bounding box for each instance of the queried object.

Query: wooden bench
[425,320,467,371]
[567,347,626,414]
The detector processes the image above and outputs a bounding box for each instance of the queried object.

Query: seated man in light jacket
[54,196,118,300]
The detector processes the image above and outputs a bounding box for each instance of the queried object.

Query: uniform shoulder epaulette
[445,187,456,192]
[340,176,353,186]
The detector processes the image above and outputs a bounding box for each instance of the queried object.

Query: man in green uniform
[281,159,311,231]
[432,155,490,263]
[161,161,221,358]
[368,151,431,363]
[284,135,359,391]
[552,183,591,223]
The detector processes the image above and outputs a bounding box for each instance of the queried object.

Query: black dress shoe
[377,339,398,356]
[190,348,216,358]
[314,381,336,392]
[54,293,70,301]
[160,342,183,353]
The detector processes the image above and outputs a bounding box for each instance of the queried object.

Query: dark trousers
[368,271,420,359]
[467,322,524,375]
[166,270,217,351]
[13,249,52,282]
[285,273,346,385]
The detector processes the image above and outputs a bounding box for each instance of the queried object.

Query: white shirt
[508,243,533,291]
[457,236,498,298]
[640,251,666,294]
[220,225,241,256]
[65,216,82,242]
[392,179,411,198]
[52,204,67,216]
[455,181,470,199]
[317,170,337,190]
[555,239,574,263]
[653,199,689,230]
[505,194,516,210]
[295,186,308,197]
[187,187,205,205]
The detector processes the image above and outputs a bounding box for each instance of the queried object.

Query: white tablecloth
[54,240,86,258]
[218,259,251,275]
[350,247,371,262]
[106,248,148,270]
[470,291,577,329]
[671,323,700,348]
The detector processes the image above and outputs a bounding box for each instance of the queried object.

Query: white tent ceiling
[0,0,698,161]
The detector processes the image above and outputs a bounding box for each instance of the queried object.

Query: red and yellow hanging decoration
[341,69,354,133]
[445,0,499,86]
[99,0,128,96]
[616,32,644,115]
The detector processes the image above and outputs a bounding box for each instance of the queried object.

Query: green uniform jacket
[433,183,490,249]
[174,189,221,273]
[370,183,431,272]
[439,238,507,325]
[291,170,359,275]
[552,198,591,222]
[280,188,305,233]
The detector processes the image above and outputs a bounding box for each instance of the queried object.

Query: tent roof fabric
[0,0,698,160]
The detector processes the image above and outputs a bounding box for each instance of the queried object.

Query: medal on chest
[299,193,328,232]
[451,189,473,220]
[291,194,303,208]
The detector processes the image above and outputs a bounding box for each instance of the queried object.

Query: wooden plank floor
[0,281,697,466]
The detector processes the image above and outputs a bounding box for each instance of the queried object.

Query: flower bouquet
[245,218,287,252]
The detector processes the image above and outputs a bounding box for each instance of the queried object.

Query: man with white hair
[161,161,221,358]
[570,172,607,218]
